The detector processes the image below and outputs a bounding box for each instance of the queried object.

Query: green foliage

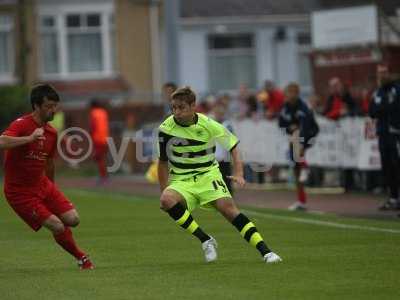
[0,85,30,131]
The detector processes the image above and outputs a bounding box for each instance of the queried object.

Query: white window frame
[38,1,115,81]
[208,33,257,93]
[0,15,16,84]
[39,15,60,74]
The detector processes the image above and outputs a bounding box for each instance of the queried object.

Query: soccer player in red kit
[0,84,94,270]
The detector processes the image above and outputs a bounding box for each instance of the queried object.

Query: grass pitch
[0,189,399,300]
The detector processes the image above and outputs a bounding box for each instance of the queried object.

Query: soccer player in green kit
[158,87,282,264]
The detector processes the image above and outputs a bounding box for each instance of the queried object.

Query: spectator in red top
[323,78,357,120]
[359,88,371,116]
[89,99,110,184]
[258,80,284,120]
[324,78,359,191]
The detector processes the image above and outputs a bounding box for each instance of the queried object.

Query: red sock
[297,185,307,204]
[53,227,85,260]
[299,161,308,169]
[97,157,107,178]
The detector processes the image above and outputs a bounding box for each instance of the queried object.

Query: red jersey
[89,108,109,145]
[267,89,285,114]
[258,89,284,116]
[2,114,57,192]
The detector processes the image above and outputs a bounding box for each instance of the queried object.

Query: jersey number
[212,180,227,193]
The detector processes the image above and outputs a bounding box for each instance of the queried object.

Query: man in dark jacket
[279,82,319,211]
[369,63,400,210]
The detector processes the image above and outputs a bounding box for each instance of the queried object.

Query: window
[109,14,116,71]
[38,5,115,79]
[66,13,103,72]
[0,15,14,81]
[40,16,59,74]
[208,34,256,91]
[297,33,312,89]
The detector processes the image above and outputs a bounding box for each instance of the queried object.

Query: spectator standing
[258,80,284,120]
[324,78,358,191]
[359,88,371,116]
[369,64,400,210]
[323,77,357,120]
[89,99,110,184]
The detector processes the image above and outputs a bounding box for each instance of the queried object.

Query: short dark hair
[285,82,300,93]
[171,86,196,105]
[163,82,177,91]
[90,98,102,108]
[30,84,60,110]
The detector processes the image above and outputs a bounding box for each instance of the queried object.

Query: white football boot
[288,201,307,211]
[202,236,218,263]
[263,252,282,264]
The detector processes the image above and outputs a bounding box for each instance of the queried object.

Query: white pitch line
[242,210,400,234]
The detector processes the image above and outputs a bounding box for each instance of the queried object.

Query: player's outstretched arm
[158,160,169,192]
[227,147,246,187]
[0,128,45,150]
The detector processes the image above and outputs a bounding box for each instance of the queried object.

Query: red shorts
[4,178,74,231]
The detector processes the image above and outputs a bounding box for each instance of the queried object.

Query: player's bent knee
[216,199,240,221]
[60,210,80,227]
[160,191,178,211]
[160,196,172,211]
[46,220,65,235]
[54,223,66,234]
[217,199,235,210]
[66,215,80,227]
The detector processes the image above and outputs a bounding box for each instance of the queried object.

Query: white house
[178,0,316,95]
[178,0,400,96]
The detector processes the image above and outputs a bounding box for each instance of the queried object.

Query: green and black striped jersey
[158,113,239,180]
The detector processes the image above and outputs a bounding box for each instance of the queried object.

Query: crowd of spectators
[190,78,382,192]
[194,78,374,122]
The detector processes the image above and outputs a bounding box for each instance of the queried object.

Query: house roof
[0,0,16,5]
[319,0,400,16]
[181,0,318,18]
[181,0,400,18]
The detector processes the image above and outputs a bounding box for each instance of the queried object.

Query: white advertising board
[232,117,381,170]
[312,5,378,49]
